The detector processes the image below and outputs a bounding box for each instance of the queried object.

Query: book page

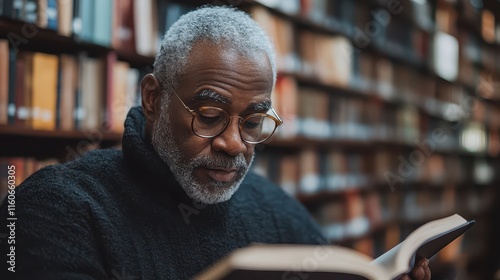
[197,244,391,280]
[372,214,471,279]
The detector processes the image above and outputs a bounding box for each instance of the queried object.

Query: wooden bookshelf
[0,126,121,158]
[0,125,121,140]
[246,1,499,277]
[0,17,155,68]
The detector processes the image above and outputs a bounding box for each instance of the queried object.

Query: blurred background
[0,0,499,279]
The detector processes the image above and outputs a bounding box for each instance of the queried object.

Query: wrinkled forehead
[184,40,273,79]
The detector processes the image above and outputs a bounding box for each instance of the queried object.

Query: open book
[195,214,475,280]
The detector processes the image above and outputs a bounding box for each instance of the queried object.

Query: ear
[141,73,162,123]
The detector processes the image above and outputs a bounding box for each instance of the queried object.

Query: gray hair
[153,6,277,98]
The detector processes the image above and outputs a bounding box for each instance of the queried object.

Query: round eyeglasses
[168,84,283,144]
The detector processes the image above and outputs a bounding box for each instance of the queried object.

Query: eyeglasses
[165,83,283,144]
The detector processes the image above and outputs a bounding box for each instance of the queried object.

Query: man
[0,6,430,280]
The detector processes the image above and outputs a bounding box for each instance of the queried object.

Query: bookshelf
[1,0,499,279]
[246,1,500,279]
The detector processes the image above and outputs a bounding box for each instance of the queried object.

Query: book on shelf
[112,0,135,53]
[0,39,8,125]
[157,1,194,53]
[72,0,112,46]
[432,31,459,82]
[195,214,475,280]
[315,198,346,241]
[481,9,495,44]
[344,190,370,238]
[133,0,157,56]
[0,47,141,132]
[57,0,73,36]
[251,5,299,73]
[273,75,298,138]
[297,87,330,138]
[79,54,105,131]
[31,52,59,130]
[278,154,299,196]
[298,148,322,194]
[58,54,78,131]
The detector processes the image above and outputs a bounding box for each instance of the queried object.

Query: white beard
[150,98,253,204]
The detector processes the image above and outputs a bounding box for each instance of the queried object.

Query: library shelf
[266,136,496,158]
[0,18,155,68]
[266,137,376,150]
[297,186,373,205]
[331,221,389,246]
[456,17,500,50]
[280,71,500,128]
[0,125,121,140]
[241,0,352,38]
[0,126,122,158]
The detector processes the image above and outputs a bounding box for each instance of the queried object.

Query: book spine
[7,46,17,125]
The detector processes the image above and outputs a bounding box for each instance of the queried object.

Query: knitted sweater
[0,107,325,280]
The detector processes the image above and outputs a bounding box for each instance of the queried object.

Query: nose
[211,117,248,156]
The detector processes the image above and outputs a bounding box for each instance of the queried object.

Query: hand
[399,258,431,280]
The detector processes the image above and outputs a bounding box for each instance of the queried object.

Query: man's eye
[243,119,262,129]
[198,114,222,125]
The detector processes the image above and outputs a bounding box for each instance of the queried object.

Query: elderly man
[0,6,430,280]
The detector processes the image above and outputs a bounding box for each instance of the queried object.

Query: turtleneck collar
[121,106,194,205]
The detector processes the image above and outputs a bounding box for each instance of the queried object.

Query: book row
[251,2,500,89]
[0,0,195,57]
[271,76,500,155]
[251,149,499,196]
[2,1,499,102]
[309,186,494,244]
[5,0,498,87]
[254,0,500,48]
[0,43,142,132]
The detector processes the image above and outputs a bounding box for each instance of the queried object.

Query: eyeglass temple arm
[164,81,196,116]
[270,107,283,125]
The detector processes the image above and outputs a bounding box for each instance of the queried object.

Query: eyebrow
[192,89,231,105]
[192,89,272,112]
[248,99,271,112]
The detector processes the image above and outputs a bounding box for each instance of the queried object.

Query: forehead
[180,41,274,99]
[186,40,272,71]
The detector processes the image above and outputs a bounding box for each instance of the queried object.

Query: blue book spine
[92,0,112,46]
[24,0,37,23]
[47,0,58,30]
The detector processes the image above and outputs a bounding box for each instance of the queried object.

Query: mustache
[189,154,248,170]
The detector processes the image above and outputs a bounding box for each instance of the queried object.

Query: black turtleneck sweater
[0,107,325,280]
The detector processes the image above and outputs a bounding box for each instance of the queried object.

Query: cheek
[243,146,255,165]
[169,114,212,160]
[180,136,211,161]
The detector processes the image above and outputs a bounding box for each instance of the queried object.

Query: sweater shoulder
[65,148,123,172]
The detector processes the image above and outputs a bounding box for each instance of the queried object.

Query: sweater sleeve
[0,166,108,280]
